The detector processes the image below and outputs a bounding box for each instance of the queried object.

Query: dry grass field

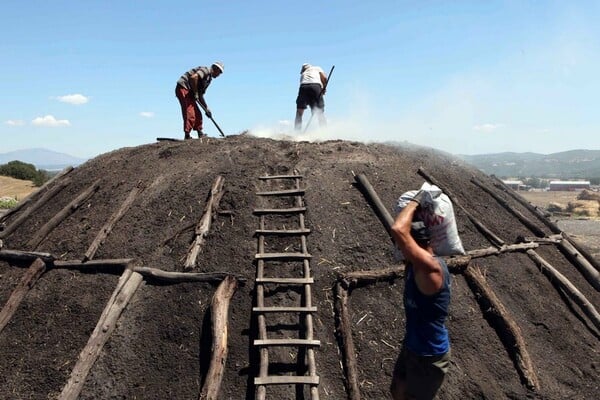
[521,190,600,259]
[519,190,580,209]
[0,176,36,201]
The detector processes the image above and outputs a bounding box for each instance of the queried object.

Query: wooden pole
[463,265,539,390]
[27,180,101,250]
[354,174,394,234]
[338,242,542,286]
[184,176,225,270]
[0,178,71,239]
[53,258,133,270]
[83,182,145,261]
[199,276,238,400]
[0,249,55,264]
[134,267,235,283]
[493,174,600,272]
[470,177,546,237]
[0,166,73,225]
[341,265,405,289]
[526,250,600,332]
[0,258,46,335]
[481,178,600,289]
[491,176,560,233]
[555,238,600,291]
[59,269,144,400]
[335,282,361,400]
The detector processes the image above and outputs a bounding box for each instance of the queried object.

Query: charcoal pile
[0,134,598,399]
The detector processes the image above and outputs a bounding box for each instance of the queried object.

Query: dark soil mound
[1,134,598,399]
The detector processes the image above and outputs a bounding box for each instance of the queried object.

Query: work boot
[197,130,206,138]
[184,133,192,140]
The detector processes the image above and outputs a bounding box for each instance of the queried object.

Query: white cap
[212,61,224,73]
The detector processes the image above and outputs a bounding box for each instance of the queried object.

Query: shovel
[196,100,226,137]
[303,65,335,133]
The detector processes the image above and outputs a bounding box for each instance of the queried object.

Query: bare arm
[189,73,200,96]
[391,201,443,295]
[319,71,328,93]
[189,72,209,109]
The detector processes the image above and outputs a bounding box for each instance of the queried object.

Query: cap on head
[212,61,224,73]
[410,220,432,244]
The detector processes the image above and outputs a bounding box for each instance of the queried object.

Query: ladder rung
[255,252,311,260]
[253,207,306,215]
[254,338,321,347]
[256,189,305,196]
[255,277,314,284]
[258,174,303,180]
[255,228,311,236]
[253,306,317,313]
[255,375,319,386]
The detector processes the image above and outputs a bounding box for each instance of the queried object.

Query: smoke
[248,111,385,144]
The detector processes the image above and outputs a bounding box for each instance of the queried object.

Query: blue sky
[1,1,599,158]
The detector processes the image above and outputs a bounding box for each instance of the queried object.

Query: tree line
[0,160,51,187]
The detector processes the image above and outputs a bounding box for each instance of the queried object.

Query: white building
[548,180,590,191]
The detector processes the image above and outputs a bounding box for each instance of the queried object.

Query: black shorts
[296,83,325,110]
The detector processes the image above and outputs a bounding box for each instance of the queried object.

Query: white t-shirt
[300,65,325,87]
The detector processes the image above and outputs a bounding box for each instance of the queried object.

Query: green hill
[458,149,600,179]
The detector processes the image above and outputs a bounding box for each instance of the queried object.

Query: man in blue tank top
[389,191,451,400]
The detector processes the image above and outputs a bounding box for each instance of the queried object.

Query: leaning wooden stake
[341,265,405,289]
[134,266,235,284]
[471,177,547,237]
[354,174,394,233]
[555,238,600,291]
[83,182,145,261]
[335,282,361,400]
[185,175,225,270]
[0,249,55,264]
[491,175,600,272]
[59,268,144,400]
[0,166,73,225]
[463,265,539,390]
[471,178,600,290]
[0,258,46,335]
[27,180,101,250]
[0,178,71,239]
[199,275,238,400]
[526,250,600,333]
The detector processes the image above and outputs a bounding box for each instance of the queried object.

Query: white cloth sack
[393,182,465,260]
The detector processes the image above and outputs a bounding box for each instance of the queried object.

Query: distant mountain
[0,148,86,170]
[458,149,600,178]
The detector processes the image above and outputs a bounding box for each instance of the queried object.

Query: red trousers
[175,85,202,135]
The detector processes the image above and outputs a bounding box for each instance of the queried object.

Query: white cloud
[31,115,71,127]
[473,123,503,132]
[55,94,89,105]
[139,111,155,118]
[5,119,25,126]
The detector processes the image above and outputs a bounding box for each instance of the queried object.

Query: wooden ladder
[253,172,320,400]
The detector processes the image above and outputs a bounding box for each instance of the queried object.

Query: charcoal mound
[0,134,598,399]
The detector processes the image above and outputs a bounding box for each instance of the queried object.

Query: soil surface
[0,134,599,399]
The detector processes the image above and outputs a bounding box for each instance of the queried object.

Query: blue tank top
[404,256,451,356]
